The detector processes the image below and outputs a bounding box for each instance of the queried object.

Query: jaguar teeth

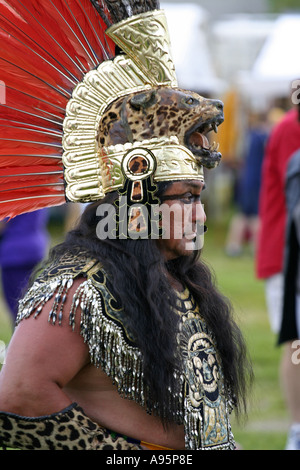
[209,141,219,152]
[212,123,218,133]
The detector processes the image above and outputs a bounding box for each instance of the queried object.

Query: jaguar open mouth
[185,115,224,169]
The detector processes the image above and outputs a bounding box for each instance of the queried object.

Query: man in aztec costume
[0,0,252,450]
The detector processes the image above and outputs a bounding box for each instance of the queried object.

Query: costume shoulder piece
[17,248,148,406]
[17,248,100,327]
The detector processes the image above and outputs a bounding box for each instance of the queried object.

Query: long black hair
[48,187,252,423]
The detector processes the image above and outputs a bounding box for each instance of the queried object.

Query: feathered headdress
[0,0,223,220]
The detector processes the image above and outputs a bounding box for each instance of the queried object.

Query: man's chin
[183,235,204,252]
[157,235,204,260]
[173,241,202,259]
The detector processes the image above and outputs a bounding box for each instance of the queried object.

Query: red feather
[0,194,66,220]
[0,0,115,219]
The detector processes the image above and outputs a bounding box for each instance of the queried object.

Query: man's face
[156,180,206,260]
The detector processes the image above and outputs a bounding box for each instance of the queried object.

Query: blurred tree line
[269,0,300,12]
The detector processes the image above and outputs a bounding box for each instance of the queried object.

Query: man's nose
[193,201,206,224]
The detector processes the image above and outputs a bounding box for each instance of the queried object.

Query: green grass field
[202,220,289,450]
[0,217,290,450]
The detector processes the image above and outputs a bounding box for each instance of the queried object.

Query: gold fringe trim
[183,400,236,450]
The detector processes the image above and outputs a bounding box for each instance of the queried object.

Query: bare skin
[157,180,206,259]
[0,180,206,449]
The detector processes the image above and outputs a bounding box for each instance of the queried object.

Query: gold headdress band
[62,10,204,203]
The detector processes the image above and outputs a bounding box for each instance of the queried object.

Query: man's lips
[183,232,197,241]
[183,225,207,240]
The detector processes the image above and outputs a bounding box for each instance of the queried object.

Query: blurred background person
[0,210,49,323]
[278,148,300,450]
[225,112,270,257]
[256,103,300,450]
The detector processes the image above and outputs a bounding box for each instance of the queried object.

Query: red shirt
[256,108,300,279]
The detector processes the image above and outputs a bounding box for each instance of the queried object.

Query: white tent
[252,14,300,83]
[237,14,300,107]
[161,2,225,94]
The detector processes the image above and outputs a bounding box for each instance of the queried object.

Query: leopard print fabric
[0,403,142,450]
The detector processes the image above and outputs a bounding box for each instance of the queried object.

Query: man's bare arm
[0,278,90,416]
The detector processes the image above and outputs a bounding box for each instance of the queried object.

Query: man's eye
[180,193,201,204]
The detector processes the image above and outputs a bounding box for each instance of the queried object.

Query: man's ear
[129,90,157,111]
